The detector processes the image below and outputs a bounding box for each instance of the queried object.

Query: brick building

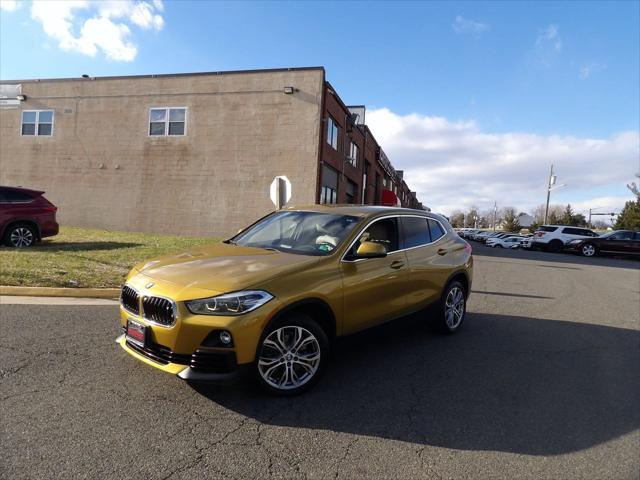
[0,67,423,237]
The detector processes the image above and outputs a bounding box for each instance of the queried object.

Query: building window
[345,180,357,204]
[149,107,187,136]
[320,165,338,204]
[347,142,358,167]
[327,116,338,150]
[21,110,53,136]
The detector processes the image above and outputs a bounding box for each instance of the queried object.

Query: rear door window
[539,226,558,232]
[427,219,445,242]
[401,216,430,249]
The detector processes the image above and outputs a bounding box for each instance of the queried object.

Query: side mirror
[355,241,387,259]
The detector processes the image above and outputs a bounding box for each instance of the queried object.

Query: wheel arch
[444,270,471,299]
[264,298,337,341]
[1,219,41,240]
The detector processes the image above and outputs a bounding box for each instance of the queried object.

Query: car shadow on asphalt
[190,311,639,456]
[473,242,640,270]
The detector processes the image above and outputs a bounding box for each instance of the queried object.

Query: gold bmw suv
[117,206,473,394]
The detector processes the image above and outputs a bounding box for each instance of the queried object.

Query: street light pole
[493,201,497,231]
[544,164,554,225]
[543,165,566,224]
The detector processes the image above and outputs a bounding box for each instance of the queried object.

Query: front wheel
[494,244,503,248]
[581,243,597,257]
[433,281,467,334]
[255,314,329,395]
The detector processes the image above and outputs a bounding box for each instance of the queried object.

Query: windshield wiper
[223,239,238,245]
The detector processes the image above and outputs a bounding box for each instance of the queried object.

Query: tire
[433,280,467,334]
[494,244,503,248]
[3,223,37,248]
[580,242,597,257]
[255,313,329,395]
[547,240,563,253]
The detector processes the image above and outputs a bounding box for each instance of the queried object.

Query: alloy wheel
[445,286,465,330]
[581,244,596,257]
[258,326,321,391]
[10,227,34,247]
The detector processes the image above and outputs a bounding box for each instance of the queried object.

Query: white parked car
[487,236,523,249]
[531,225,598,252]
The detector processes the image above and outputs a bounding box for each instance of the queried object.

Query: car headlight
[186,290,273,316]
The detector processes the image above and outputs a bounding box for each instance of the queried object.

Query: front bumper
[116,333,250,382]
[564,243,581,252]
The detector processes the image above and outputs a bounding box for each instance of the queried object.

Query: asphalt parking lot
[1,245,639,480]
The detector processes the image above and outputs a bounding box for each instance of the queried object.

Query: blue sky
[1,0,639,217]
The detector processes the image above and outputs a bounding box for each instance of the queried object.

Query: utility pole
[544,164,566,224]
[492,201,497,231]
[544,165,554,225]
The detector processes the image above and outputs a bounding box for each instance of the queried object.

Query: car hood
[129,242,320,299]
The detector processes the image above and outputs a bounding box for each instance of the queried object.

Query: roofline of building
[0,66,326,84]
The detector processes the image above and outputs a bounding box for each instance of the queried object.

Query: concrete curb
[0,286,120,299]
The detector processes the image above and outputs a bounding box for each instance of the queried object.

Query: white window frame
[148,107,188,137]
[21,110,54,137]
[348,142,358,167]
[327,116,338,150]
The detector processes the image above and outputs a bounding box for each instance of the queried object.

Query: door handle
[437,248,448,256]
[390,260,405,269]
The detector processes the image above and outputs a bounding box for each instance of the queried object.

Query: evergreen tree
[502,208,521,232]
[561,204,575,225]
[614,199,640,230]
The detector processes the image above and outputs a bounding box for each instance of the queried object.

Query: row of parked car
[457,225,640,257]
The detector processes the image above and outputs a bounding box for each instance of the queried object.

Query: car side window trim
[341,214,448,263]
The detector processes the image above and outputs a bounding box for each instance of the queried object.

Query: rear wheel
[581,243,597,257]
[3,223,37,247]
[494,244,503,248]
[432,280,466,334]
[255,314,329,395]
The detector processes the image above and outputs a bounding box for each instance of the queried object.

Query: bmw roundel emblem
[145,282,155,289]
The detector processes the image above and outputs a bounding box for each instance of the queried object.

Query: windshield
[230,211,362,256]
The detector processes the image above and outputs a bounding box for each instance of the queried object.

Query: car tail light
[464,242,472,255]
[535,232,545,237]
[42,206,57,213]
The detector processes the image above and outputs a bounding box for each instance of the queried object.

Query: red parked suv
[0,186,59,247]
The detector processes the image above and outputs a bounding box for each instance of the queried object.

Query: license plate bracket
[126,319,147,349]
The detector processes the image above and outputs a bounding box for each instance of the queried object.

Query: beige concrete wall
[0,69,324,237]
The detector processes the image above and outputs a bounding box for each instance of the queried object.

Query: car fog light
[219,331,232,345]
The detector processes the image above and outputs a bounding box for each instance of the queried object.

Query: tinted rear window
[0,189,34,203]
[539,226,558,232]
[428,219,445,242]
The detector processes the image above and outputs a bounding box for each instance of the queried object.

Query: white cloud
[0,0,20,12]
[579,62,606,79]
[452,15,490,35]
[366,108,639,216]
[30,0,165,62]
[536,24,562,53]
